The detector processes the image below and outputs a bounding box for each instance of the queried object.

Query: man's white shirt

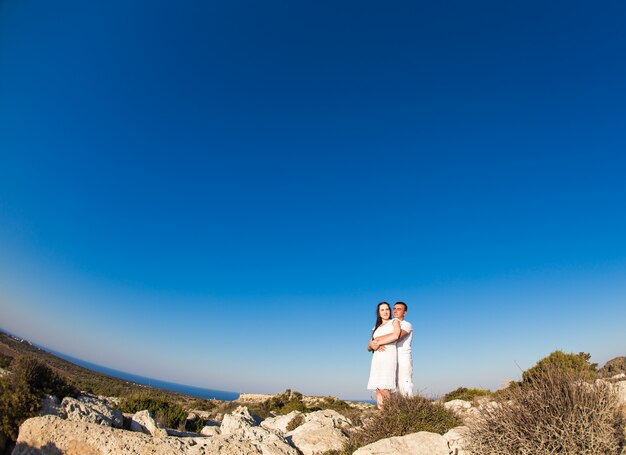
[397,319,413,354]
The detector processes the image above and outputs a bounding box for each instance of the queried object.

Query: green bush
[117,393,187,429]
[522,351,597,385]
[0,352,12,369]
[0,356,78,441]
[185,416,206,433]
[187,398,217,412]
[346,394,460,452]
[467,363,624,454]
[264,389,308,415]
[443,387,491,402]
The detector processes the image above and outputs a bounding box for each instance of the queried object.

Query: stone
[444,426,470,455]
[201,426,221,436]
[444,399,482,426]
[353,431,450,455]
[130,410,167,437]
[220,407,298,454]
[444,399,472,412]
[614,380,626,405]
[261,411,305,433]
[39,395,66,418]
[13,415,298,455]
[286,410,352,455]
[61,395,123,428]
[303,409,352,429]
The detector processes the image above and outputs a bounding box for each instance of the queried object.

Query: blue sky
[1,0,625,399]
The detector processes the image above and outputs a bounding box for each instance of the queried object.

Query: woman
[366,301,401,409]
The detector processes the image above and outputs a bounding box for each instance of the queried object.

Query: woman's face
[378,304,391,320]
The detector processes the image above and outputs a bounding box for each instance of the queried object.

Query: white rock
[130,409,167,437]
[39,395,66,418]
[220,407,298,454]
[353,431,450,455]
[61,396,123,428]
[261,411,304,433]
[286,410,352,455]
[201,426,221,436]
[614,381,626,406]
[444,426,471,455]
[303,409,352,429]
[444,399,472,412]
[220,406,261,434]
[13,415,296,455]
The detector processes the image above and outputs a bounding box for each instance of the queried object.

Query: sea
[44,348,240,401]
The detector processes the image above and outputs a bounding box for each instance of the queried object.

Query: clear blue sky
[1,0,625,400]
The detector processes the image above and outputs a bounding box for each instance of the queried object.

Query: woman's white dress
[367,320,397,391]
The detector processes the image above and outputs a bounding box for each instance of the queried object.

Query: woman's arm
[370,320,401,350]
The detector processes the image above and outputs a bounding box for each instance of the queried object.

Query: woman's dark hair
[373,301,391,336]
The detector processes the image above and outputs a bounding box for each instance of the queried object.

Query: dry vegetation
[338,394,460,454]
[466,364,625,454]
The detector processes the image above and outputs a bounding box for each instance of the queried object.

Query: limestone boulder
[220,406,298,455]
[444,399,481,426]
[353,431,450,455]
[614,380,626,406]
[286,410,352,455]
[14,415,298,455]
[444,399,472,413]
[261,411,305,433]
[61,395,123,428]
[39,395,66,418]
[220,406,261,433]
[131,410,167,437]
[444,426,470,455]
[201,426,221,436]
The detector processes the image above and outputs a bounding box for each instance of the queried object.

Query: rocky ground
[9,375,626,455]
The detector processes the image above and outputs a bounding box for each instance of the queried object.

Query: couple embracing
[366,301,413,409]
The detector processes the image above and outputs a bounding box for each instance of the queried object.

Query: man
[393,301,414,396]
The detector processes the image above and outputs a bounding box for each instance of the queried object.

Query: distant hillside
[0,330,214,408]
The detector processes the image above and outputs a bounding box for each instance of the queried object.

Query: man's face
[393,304,406,319]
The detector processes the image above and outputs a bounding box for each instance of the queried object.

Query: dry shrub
[346,394,460,452]
[467,364,625,454]
[285,413,305,432]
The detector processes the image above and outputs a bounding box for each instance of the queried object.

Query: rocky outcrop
[13,414,298,455]
[286,410,351,455]
[39,395,66,418]
[130,410,168,438]
[353,431,450,455]
[614,380,626,405]
[200,426,221,436]
[220,406,297,454]
[444,399,488,426]
[60,395,124,428]
[261,411,304,433]
[444,426,470,455]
